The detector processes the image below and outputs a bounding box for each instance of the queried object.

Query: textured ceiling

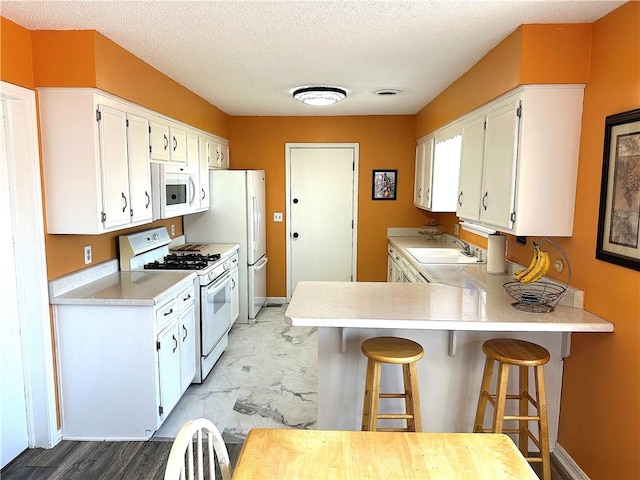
[1,0,624,116]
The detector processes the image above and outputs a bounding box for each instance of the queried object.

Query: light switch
[274,212,283,222]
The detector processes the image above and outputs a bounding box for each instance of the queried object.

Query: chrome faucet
[453,239,472,256]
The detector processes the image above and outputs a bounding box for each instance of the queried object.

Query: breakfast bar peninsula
[285,280,613,449]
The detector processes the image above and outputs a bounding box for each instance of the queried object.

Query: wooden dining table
[231,428,538,479]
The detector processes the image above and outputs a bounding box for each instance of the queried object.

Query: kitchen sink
[406,247,484,264]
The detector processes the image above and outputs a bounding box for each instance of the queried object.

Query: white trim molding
[1,81,59,448]
[553,443,591,480]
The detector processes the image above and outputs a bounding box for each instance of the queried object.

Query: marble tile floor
[153,305,317,443]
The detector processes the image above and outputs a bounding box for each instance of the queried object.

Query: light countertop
[50,270,196,306]
[285,281,612,332]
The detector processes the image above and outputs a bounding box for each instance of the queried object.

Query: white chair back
[164,418,232,480]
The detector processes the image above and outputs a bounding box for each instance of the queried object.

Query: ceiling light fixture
[292,86,347,106]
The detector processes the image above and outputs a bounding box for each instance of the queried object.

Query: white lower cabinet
[178,311,196,391]
[157,320,182,419]
[230,260,240,324]
[53,280,196,440]
[387,243,430,284]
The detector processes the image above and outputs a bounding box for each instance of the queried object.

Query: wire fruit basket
[503,238,571,313]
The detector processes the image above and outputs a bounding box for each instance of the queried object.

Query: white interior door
[286,144,358,300]
[0,102,29,469]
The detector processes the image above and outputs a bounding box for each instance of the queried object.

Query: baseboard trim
[266,297,287,306]
[553,443,590,480]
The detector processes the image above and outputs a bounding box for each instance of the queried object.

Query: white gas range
[119,227,237,382]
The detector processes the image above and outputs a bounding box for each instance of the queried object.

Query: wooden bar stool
[473,338,551,480]
[361,336,423,432]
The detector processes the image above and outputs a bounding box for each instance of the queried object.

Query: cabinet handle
[173,136,178,152]
[121,193,128,213]
[163,134,169,151]
[231,278,236,290]
[164,308,174,316]
[183,294,191,302]
[418,187,421,200]
[458,191,463,206]
[426,188,430,201]
[145,191,151,209]
[202,188,205,200]
[172,335,178,353]
[182,325,188,341]
[482,192,488,210]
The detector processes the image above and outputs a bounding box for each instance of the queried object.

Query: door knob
[293,198,299,204]
[293,232,299,238]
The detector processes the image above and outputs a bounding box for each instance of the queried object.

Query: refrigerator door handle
[254,256,268,270]
[252,195,259,251]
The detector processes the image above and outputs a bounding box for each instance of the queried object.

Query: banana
[514,246,540,281]
[520,250,550,283]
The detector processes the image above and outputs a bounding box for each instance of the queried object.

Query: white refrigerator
[184,169,267,323]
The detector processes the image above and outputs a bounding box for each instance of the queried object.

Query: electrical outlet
[171,224,176,236]
[84,245,92,265]
[274,212,283,222]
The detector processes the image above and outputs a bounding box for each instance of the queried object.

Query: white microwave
[151,163,197,219]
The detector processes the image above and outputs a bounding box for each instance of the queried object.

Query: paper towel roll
[487,234,507,274]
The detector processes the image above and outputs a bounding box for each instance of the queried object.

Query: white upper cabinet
[149,120,171,162]
[457,114,485,220]
[197,136,211,211]
[97,105,131,230]
[38,88,153,234]
[38,87,227,233]
[413,134,434,209]
[210,138,230,169]
[149,120,187,163]
[414,120,462,212]
[127,113,153,225]
[456,84,585,236]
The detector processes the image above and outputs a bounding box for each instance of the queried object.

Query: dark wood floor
[2,439,571,480]
[0,440,243,480]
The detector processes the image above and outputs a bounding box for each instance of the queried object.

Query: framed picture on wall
[596,107,640,271]
[372,169,397,200]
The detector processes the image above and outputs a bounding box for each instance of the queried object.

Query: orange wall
[414,9,639,478]
[7,28,232,279]
[555,3,639,478]
[1,18,35,88]
[229,116,433,296]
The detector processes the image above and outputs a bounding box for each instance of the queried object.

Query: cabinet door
[387,255,394,282]
[149,120,170,162]
[230,266,239,323]
[186,132,199,172]
[431,122,462,212]
[98,104,131,230]
[417,138,435,209]
[157,322,181,420]
[127,113,152,224]
[414,138,434,210]
[457,114,485,221]
[221,144,229,169]
[211,141,229,169]
[198,137,211,209]
[179,307,196,392]
[413,142,426,207]
[480,100,520,229]
[170,126,187,163]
